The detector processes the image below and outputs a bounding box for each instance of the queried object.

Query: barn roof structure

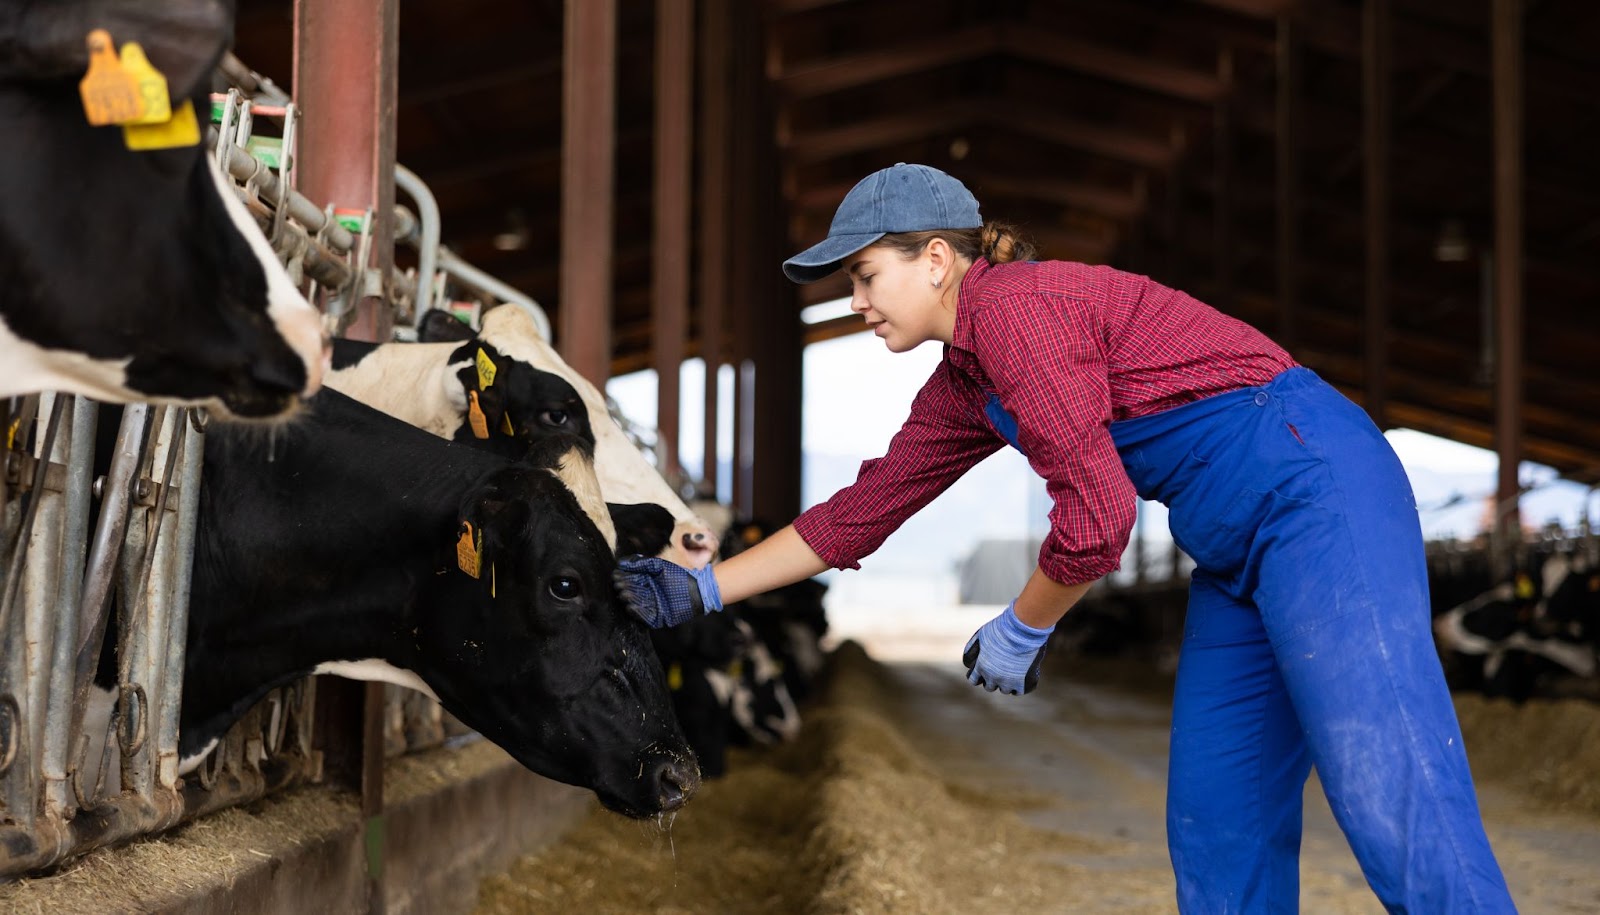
[231,0,1600,515]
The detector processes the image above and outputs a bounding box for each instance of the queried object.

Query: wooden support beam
[653,0,694,480]
[776,25,999,100]
[1213,48,1235,312]
[776,23,1226,105]
[559,0,617,386]
[783,102,976,163]
[987,101,1176,169]
[1275,13,1299,349]
[1363,0,1390,429]
[1492,0,1525,563]
[1004,25,1226,103]
[698,0,732,494]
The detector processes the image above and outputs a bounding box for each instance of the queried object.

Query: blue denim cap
[782,163,982,284]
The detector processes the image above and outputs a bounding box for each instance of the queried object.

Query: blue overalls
[988,367,1515,914]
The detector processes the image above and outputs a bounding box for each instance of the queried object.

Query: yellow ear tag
[475,348,498,390]
[727,659,743,680]
[5,416,18,450]
[467,390,490,440]
[667,663,683,691]
[116,42,171,124]
[455,522,482,578]
[500,412,515,437]
[122,98,200,151]
[79,30,143,126]
[1515,573,1534,600]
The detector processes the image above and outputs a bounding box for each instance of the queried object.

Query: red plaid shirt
[793,258,1297,585]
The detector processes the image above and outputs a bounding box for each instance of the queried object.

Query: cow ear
[3,0,231,97]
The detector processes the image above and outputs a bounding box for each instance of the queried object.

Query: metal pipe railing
[395,164,441,322]
[436,245,554,343]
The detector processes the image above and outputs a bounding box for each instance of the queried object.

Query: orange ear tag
[475,348,497,390]
[79,30,143,126]
[455,522,482,578]
[467,390,490,440]
[500,412,515,437]
[117,42,171,124]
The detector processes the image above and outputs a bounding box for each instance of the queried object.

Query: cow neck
[183,390,505,753]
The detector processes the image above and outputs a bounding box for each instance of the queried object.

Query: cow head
[0,0,326,418]
[475,304,720,569]
[416,435,698,816]
[449,342,593,453]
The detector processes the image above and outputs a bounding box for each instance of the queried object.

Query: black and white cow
[1433,552,1600,702]
[325,305,716,567]
[177,389,698,815]
[0,0,327,418]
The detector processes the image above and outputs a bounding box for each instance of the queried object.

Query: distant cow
[178,389,697,816]
[326,305,716,567]
[0,0,327,418]
[1433,553,1599,702]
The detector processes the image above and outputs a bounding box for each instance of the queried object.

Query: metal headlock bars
[0,52,569,875]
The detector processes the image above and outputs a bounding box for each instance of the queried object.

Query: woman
[617,163,1514,912]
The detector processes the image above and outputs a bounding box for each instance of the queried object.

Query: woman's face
[843,244,946,353]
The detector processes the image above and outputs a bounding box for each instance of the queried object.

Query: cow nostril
[654,758,700,811]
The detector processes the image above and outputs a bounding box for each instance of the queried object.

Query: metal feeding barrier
[0,51,583,875]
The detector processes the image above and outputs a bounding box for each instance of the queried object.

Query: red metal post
[697,0,732,496]
[560,0,618,387]
[1362,0,1391,429]
[654,0,695,482]
[293,0,398,345]
[1492,0,1525,567]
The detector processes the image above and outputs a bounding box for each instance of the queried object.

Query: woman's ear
[924,237,955,288]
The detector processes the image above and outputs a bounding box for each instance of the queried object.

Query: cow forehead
[547,445,617,551]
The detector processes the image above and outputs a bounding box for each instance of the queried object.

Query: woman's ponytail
[980,222,1036,264]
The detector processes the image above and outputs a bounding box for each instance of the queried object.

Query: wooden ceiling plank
[1002,25,1225,104]
[775,25,1000,100]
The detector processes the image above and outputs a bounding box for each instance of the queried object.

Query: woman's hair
[876,221,1036,265]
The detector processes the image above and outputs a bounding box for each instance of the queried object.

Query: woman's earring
[932,278,942,288]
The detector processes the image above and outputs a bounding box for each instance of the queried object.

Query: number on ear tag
[117,42,171,124]
[122,99,201,150]
[467,390,490,440]
[475,348,498,390]
[79,30,142,126]
[456,522,482,578]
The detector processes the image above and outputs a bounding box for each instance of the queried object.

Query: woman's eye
[548,577,582,601]
[539,409,569,427]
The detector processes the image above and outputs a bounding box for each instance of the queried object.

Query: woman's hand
[613,556,723,628]
[962,601,1053,695]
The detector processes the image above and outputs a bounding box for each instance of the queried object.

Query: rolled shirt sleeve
[793,361,1003,570]
[970,289,1137,586]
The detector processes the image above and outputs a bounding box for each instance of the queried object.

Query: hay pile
[1455,693,1600,818]
[0,786,356,913]
[476,642,1115,915]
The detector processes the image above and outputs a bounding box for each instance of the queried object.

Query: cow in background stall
[1433,551,1600,701]
[170,389,698,815]
[0,0,327,419]
[326,304,716,567]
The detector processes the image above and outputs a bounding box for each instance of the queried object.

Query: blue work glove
[612,555,723,628]
[962,602,1053,696]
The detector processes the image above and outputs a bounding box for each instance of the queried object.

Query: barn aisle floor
[476,605,1600,914]
[842,604,1600,915]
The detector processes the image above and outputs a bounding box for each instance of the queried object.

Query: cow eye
[538,409,569,428]
[548,576,582,601]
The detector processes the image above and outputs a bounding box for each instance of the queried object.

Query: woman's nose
[850,289,869,313]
